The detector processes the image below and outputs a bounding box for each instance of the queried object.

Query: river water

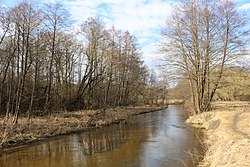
[0,106,203,167]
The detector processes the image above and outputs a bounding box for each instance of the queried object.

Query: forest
[0,1,167,123]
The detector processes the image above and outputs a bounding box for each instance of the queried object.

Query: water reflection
[0,106,202,167]
[78,124,126,155]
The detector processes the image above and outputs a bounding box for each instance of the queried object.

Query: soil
[0,105,166,151]
[186,101,250,167]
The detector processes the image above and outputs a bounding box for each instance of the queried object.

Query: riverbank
[186,101,250,167]
[0,105,166,151]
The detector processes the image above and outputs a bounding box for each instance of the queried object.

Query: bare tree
[0,6,11,114]
[0,1,152,123]
[161,0,249,113]
[42,1,70,114]
[8,1,42,123]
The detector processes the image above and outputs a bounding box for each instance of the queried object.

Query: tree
[0,0,151,123]
[42,1,70,114]
[161,0,249,113]
[0,5,11,114]
[74,18,106,109]
[216,67,250,101]
[7,1,42,123]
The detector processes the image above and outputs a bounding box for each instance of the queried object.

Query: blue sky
[2,0,250,68]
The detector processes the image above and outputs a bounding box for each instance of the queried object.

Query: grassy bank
[186,102,250,167]
[0,106,166,151]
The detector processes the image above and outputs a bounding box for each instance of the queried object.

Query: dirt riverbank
[186,101,250,167]
[0,106,166,151]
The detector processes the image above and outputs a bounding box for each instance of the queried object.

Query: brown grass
[186,102,250,167]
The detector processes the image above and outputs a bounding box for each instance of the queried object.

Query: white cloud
[62,0,176,68]
[0,3,7,8]
[232,0,243,2]
[238,3,250,10]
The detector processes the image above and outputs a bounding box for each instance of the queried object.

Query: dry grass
[211,101,250,109]
[186,102,250,167]
[0,105,165,149]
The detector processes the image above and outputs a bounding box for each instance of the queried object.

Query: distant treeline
[168,67,250,101]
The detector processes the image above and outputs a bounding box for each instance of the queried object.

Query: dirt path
[186,104,250,167]
[232,110,250,140]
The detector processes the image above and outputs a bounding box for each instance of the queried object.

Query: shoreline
[186,102,250,167]
[0,105,167,155]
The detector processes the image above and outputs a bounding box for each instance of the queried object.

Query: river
[0,105,203,167]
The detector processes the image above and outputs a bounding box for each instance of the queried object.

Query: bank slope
[186,106,250,167]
